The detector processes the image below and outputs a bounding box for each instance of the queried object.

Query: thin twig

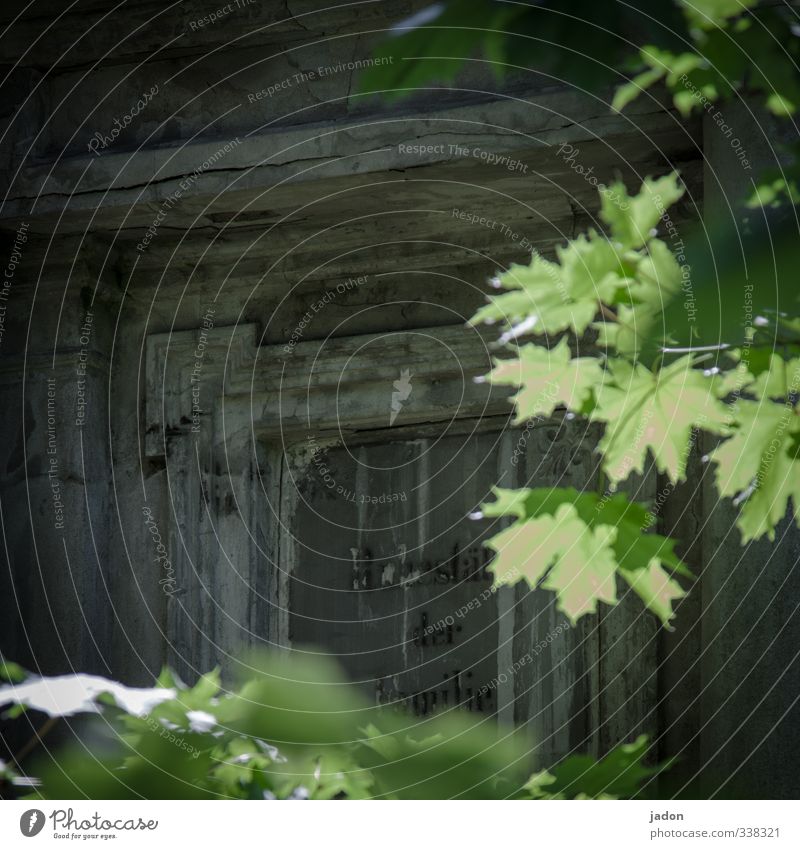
[660,343,731,354]
[14,716,58,763]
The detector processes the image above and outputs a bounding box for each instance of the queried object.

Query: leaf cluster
[472,177,800,622]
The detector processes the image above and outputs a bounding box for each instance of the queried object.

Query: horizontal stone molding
[4,88,688,228]
[145,321,511,454]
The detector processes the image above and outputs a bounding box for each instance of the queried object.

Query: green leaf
[749,355,800,400]
[556,233,631,301]
[473,176,689,353]
[594,495,692,580]
[612,66,666,112]
[486,503,619,622]
[482,487,689,578]
[599,237,687,360]
[486,337,604,421]
[680,0,758,29]
[711,394,800,541]
[712,357,756,398]
[481,486,691,624]
[472,231,633,337]
[620,562,686,628]
[523,734,668,799]
[470,254,597,336]
[600,174,684,250]
[541,520,621,621]
[593,355,729,484]
[0,656,27,683]
[211,736,283,799]
[636,238,685,307]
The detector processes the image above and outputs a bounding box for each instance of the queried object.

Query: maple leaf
[541,521,620,622]
[711,397,800,541]
[619,561,685,629]
[713,358,757,398]
[471,234,630,336]
[635,238,684,307]
[594,237,685,360]
[751,355,800,401]
[593,355,729,484]
[523,734,668,799]
[486,337,604,421]
[486,503,618,622]
[600,173,684,250]
[470,254,594,335]
[481,486,690,625]
[555,233,631,302]
[481,488,690,577]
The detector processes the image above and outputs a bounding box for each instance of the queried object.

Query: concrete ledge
[2,86,686,228]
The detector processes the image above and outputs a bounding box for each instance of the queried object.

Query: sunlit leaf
[486,503,619,622]
[486,337,604,420]
[600,173,684,250]
[593,355,729,484]
[712,392,800,541]
[620,561,686,628]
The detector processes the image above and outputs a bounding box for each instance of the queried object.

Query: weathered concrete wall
[1,0,795,796]
[651,100,800,798]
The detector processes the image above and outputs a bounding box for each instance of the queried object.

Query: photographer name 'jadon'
[649,811,685,823]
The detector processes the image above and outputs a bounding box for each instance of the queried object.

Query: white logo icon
[390,369,413,425]
[20,809,45,837]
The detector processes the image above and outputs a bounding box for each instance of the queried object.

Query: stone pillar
[697,101,800,798]
[0,259,113,677]
[142,323,274,682]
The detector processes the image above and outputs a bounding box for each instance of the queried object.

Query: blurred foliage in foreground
[0,654,666,800]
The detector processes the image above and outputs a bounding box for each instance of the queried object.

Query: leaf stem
[597,467,608,498]
[598,303,619,323]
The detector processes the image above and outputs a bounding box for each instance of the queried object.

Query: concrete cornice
[1,86,683,231]
[144,321,512,453]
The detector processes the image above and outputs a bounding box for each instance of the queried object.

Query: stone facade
[0,1,798,795]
